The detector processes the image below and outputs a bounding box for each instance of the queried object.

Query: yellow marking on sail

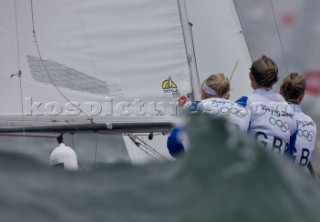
[162,80,177,89]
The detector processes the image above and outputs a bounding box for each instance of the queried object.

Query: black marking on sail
[27,55,109,95]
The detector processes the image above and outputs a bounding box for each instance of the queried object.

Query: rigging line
[269,0,289,74]
[30,0,35,35]
[127,134,159,160]
[94,133,98,164]
[131,134,169,160]
[18,72,26,139]
[140,135,149,156]
[30,1,95,124]
[14,0,26,143]
[229,60,239,82]
[14,0,21,70]
[189,22,200,84]
[71,133,75,148]
[129,134,158,159]
[128,134,165,160]
[70,133,86,171]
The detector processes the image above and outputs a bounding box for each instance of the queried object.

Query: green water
[1,114,320,222]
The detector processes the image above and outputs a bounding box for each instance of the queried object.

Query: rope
[129,134,169,161]
[14,0,27,148]
[70,133,86,171]
[128,135,159,160]
[14,0,21,70]
[229,60,239,82]
[269,0,289,74]
[71,133,75,148]
[141,135,149,156]
[189,22,200,86]
[94,134,99,164]
[18,72,26,138]
[30,0,95,124]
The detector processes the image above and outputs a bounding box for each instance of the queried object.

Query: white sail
[0,0,252,164]
[124,0,253,163]
[0,0,194,126]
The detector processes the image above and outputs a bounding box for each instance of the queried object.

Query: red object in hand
[178,96,187,107]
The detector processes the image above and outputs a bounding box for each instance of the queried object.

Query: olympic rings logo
[297,129,314,141]
[219,106,248,117]
[269,117,290,132]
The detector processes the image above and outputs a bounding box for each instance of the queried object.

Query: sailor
[236,55,297,155]
[167,73,251,158]
[280,73,317,169]
[50,134,78,170]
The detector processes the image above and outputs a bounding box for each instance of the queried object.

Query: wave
[0,113,320,222]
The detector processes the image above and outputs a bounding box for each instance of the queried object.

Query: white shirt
[167,98,251,157]
[238,88,297,154]
[50,143,78,170]
[290,104,317,166]
[198,98,251,133]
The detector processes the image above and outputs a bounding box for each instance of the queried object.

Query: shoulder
[271,91,286,102]
[198,98,230,113]
[229,100,251,120]
[234,101,251,116]
[236,96,249,107]
[297,112,317,130]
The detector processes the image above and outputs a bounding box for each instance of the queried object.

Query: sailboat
[0,0,252,164]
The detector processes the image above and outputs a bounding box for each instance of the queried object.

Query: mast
[177,0,201,101]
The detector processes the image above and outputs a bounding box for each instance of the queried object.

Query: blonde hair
[251,55,278,88]
[280,73,306,103]
[202,73,230,98]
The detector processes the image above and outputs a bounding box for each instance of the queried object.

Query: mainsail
[0,0,194,124]
[0,0,252,163]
